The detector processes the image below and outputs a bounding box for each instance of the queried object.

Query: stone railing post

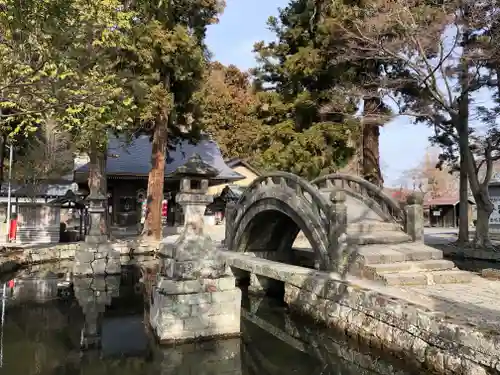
[224,202,237,249]
[327,190,348,272]
[405,192,424,242]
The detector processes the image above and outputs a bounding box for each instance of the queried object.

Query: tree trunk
[456,24,471,244]
[0,134,5,185]
[88,141,108,236]
[473,188,494,248]
[339,130,362,176]
[362,97,384,186]
[142,123,167,242]
[457,123,469,244]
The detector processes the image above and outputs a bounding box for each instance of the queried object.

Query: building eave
[225,157,262,176]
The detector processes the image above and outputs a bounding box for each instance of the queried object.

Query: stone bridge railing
[311,173,407,228]
[225,172,338,270]
[224,171,424,272]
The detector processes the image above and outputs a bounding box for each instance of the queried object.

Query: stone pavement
[398,277,500,333]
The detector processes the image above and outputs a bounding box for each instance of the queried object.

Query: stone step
[347,221,403,233]
[377,270,473,286]
[348,231,412,245]
[363,259,456,278]
[358,245,443,265]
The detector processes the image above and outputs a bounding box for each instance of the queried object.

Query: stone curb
[285,275,500,375]
[220,252,500,374]
[437,245,500,263]
[0,240,158,274]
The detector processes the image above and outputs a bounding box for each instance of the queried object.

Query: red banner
[162,200,168,217]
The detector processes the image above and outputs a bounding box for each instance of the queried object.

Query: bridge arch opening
[232,202,321,270]
[231,204,324,301]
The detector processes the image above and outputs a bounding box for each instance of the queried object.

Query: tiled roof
[425,197,459,206]
[75,135,244,181]
[216,185,246,201]
[424,196,475,207]
[0,182,76,197]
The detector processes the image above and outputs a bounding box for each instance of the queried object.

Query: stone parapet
[220,251,500,375]
[0,239,160,276]
[284,278,499,375]
[0,243,80,274]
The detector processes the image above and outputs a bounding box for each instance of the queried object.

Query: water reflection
[73,276,121,349]
[241,294,423,375]
[0,264,426,375]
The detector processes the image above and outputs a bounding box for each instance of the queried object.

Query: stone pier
[149,154,241,344]
[248,273,283,295]
[73,192,121,276]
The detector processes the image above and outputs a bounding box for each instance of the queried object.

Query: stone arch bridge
[224,172,469,285]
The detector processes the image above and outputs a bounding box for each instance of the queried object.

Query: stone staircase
[346,222,412,245]
[294,193,472,286]
[345,213,472,286]
[326,189,472,286]
[351,241,472,286]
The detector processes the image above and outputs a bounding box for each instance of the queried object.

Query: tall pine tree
[252,0,391,181]
[118,0,225,241]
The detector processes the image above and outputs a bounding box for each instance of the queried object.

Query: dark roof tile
[75,135,244,181]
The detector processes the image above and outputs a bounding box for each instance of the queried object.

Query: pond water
[0,263,428,375]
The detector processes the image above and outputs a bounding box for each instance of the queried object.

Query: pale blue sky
[205,0,432,186]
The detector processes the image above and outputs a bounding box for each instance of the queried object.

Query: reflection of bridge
[224,172,471,286]
[241,295,414,375]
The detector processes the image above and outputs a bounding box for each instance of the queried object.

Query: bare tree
[401,148,459,199]
[12,118,74,200]
[332,0,499,247]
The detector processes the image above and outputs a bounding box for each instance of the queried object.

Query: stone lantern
[149,154,241,344]
[172,153,219,240]
[86,191,108,243]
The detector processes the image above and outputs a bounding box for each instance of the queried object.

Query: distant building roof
[74,135,244,182]
[424,196,475,207]
[225,158,261,176]
[215,185,246,201]
[0,182,77,198]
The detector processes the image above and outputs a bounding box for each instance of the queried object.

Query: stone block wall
[284,279,500,375]
[0,239,159,276]
[149,276,241,343]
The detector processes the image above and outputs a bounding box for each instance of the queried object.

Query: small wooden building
[207,158,261,196]
[424,196,475,228]
[487,179,500,233]
[0,182,79,243]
